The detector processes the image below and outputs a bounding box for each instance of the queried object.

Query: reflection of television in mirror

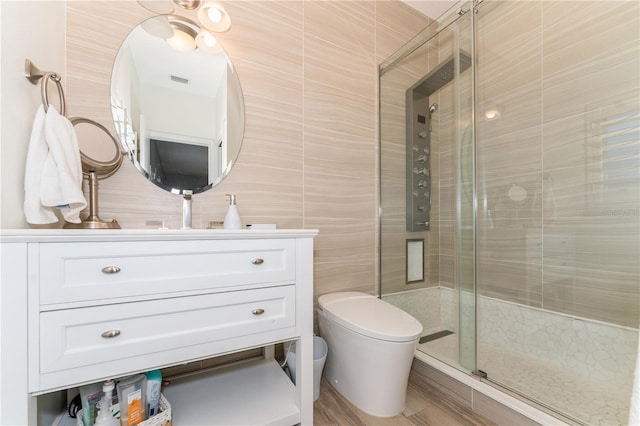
[149,139,208,189]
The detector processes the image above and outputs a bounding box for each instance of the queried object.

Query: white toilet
[317,292,423,417]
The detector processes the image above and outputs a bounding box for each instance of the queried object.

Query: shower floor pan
[418,333,632,425]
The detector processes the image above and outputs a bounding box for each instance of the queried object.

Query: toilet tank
[317,292,423,342]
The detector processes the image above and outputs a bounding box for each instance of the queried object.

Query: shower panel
[405,54,471,231]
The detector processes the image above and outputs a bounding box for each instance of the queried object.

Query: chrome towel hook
[24,59,66,116]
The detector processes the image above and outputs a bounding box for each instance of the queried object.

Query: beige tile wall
[64,1,430,300]
[476,0,640,328]
[381,1,639,328]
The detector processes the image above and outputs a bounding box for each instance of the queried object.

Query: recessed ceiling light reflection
[484,108,501,121]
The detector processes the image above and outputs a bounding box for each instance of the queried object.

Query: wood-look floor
[313,377,497,426]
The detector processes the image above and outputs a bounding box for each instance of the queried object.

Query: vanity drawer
[38,239,295,305]
[38,285,295,380]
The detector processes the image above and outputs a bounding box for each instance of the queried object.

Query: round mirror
[74,118,123,179]
[110,15,245,194]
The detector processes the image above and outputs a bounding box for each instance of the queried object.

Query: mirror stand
[63,117,123,230]
[64,172,121,229]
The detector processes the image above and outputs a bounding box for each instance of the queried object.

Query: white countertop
[0,228,319,243]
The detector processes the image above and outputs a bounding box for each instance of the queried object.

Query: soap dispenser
[223,194,242,230]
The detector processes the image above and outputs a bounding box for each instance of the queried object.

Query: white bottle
[223,194,242,230]
[102,379,119,418]
[94,396,119,426]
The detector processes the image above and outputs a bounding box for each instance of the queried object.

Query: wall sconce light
[198,2,232,32]
[147,16,222,53]
[138,1,231,52]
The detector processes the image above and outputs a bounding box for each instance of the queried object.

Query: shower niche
[405,53,471,231]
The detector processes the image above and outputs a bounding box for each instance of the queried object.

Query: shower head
[429,103,438,114]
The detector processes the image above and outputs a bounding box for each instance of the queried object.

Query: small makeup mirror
[64,118,123,229]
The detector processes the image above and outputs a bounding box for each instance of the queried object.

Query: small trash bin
[286,336,328,401]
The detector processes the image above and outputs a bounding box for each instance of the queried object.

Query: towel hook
[24,59,66,116]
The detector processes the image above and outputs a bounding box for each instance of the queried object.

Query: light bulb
[207,7,223,23]
[198,2,231,32]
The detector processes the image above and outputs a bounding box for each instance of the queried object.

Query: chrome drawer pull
[251,258,264,265]
[252,309,265,316]
[101,266,121,274]
[101,330,121,338]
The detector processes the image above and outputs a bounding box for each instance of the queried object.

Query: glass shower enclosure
[379,1,640,425]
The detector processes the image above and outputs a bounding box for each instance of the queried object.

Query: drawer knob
[101,266,121,274]
[252,258,264,265]
[252,309,265,316]
[101,330,121,338]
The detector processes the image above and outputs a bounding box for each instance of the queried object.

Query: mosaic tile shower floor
[419,333,632,425]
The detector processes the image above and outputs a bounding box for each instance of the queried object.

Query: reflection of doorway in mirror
[147,131,212,191]
[149,137,208,189]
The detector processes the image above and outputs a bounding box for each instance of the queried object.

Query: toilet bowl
[317,292,423,417]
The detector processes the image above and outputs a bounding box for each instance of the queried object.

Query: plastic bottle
[102,379,120,419]
[145,369,162,417]
[94,395,119,426]
[223,194,242,230]
[116,374,147,426]
[79,382,103,426]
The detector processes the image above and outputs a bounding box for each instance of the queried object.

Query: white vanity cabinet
[0,229,317,425]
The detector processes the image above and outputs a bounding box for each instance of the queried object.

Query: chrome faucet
[182,190,193,229]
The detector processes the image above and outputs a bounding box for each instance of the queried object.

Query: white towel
[23,105,87,224]
[24,105,57,224]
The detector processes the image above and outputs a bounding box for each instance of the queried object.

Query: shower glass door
[474,1,640,424]
[381,1,639,424]
[379,1,476,374]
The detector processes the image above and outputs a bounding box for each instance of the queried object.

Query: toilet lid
[318,292,423,342]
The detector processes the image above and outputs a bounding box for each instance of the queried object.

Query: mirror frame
[72,117,123,180]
